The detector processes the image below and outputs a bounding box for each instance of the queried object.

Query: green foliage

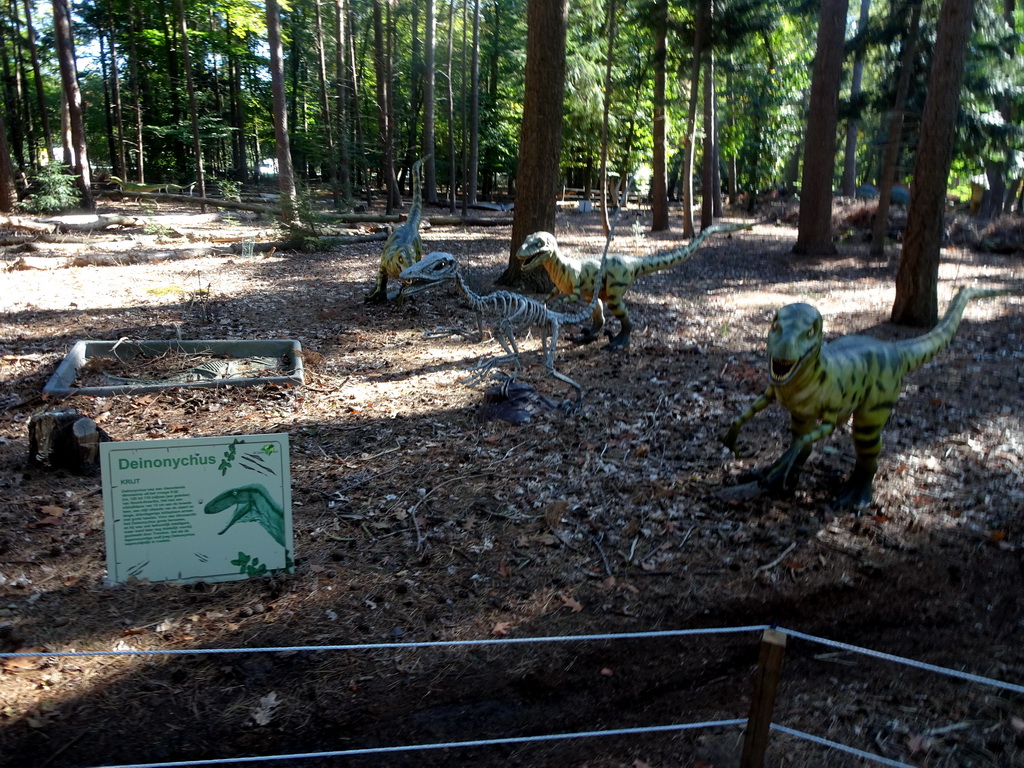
[18,164,80,214]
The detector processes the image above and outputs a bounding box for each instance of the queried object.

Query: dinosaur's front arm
[722,390,775,453]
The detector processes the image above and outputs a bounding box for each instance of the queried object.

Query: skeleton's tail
[896,286,1016,375]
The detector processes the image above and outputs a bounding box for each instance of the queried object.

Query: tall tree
[650,0,669,231]
[266,0,297,223]
[840,0,871,197]
[52,0,92,209]
[373,0,400,210]
[870,1,921,257]
[422,0,438,203]
[892,0,977,326]
[0,109,15,211]
[466,0,481,206]
[334,0,352,200]
[501,0,568,284]
[793,0,848,256]
[174,0,207,199]
[22,0,54,162]
[680,0,706,237]
[599,0,618,235]
[700,0,716,229]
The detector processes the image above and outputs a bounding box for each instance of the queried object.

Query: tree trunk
[500,0,568,285]
[373,0,399,211]
[445,0,457,213]
[870,2,921,257]
[466,0,481,206]
[22,0,54,162]
[226,18,248,184]
[127,0,146,182]
[334,0,351,201]
[841,0,871,197]
[793,0,848,256]
[978,0,1015,220]
[174,0,207,201]
[700,14,715,230]
[650,0,670,232]
[0,108,15,211]
[892,0,976,326]
[313,0,339,206]
[599,0,618,236]
[422,0,438,203]
[266,0,297,223]
[680,0,706,238]
[52,0,93,209]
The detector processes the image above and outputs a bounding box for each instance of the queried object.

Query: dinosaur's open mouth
[400,278,438,296]
[518,252,542,270]
[770,356,799,383]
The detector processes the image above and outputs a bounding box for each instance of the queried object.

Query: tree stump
[28,409,111,475]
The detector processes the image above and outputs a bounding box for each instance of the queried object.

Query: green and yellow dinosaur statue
[515,222,751,350]
[365,157,427,304]
[722,286,1016,509]
[109,176,195,195]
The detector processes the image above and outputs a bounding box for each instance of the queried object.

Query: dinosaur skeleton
[365,157,427,304]
[399,250,609,411]
[400,182,632,410]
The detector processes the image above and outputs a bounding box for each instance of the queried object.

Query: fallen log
[94,189,284,216]
[0,213,143,234]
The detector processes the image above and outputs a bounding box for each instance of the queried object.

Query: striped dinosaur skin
[723,286,1012,509]
[365,157,427,304]
[515,222,751,350]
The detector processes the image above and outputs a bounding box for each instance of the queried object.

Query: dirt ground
[1,198,1023,768]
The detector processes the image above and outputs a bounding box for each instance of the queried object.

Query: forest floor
[1,197,1023,768]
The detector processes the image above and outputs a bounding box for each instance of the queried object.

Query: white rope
[776,626,1024,695]
[0,625,770,659]
[93,719,749,768]
[771,723,916,768]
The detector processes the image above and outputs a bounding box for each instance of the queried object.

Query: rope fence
[3,624,1021,768]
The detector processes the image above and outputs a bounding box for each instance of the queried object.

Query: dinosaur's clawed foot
[364,290,386,305]
[570,329,603,346]
[560,396,583,415]
[602,330,630,351]
[831,470,875,511]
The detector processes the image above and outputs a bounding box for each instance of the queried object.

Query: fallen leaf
[906,733,932,755]
[251,691,281,726]
[491,621,512,636]
[560,594,583,613]
[600,667,614,677]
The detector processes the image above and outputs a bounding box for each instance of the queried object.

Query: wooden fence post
[739,628,787,768]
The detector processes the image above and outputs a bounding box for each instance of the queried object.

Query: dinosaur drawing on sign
[204,484,285,546]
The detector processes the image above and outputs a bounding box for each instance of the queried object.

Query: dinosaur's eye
[806,327,815,337]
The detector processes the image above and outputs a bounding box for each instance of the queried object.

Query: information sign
[101,434,292,583]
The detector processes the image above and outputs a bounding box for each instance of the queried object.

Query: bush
[18,164,81,214]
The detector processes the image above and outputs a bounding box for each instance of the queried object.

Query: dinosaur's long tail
[635,222,752,279]
[896,286,1014,374]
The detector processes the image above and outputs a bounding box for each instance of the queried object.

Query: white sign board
[101,434,293,583]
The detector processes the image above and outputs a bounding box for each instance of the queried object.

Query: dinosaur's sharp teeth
[770,357,796,381]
